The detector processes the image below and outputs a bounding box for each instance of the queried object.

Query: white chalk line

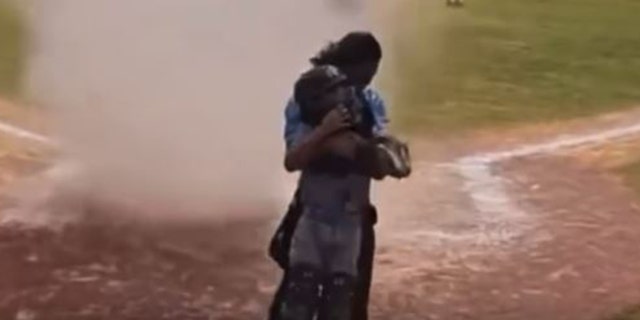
[0,121,54,146]
[0,120,66,227]
[442,121,640,246]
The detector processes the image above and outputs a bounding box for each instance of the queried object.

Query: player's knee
[279,264,322,320]
[317,273,358,320]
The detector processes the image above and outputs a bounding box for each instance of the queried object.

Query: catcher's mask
[294,65,356,127]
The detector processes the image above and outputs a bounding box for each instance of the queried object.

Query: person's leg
[318,272,359,320]
[268,192,303,320]
[269,190,303,269]
[317,217,362,320]
[268,269,289,320]
[278,216,324,320]
[353,214,375,320]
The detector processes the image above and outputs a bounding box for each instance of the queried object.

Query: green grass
[614,164,640,320]
[618,160,640,198]
[0,0,25,98]
[389,0,640,133]
[607,306,640,320]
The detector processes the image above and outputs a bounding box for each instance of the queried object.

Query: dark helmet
[294,65,347,103]
[294,65,349,126]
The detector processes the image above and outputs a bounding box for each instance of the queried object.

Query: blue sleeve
[284,98,310,150]
[364,88,390,136]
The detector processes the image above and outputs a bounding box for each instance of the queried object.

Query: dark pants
[268,191,376,320]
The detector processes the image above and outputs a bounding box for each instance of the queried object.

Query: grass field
[389,0,640,133]
[608,306,640,320]
[618,160,640,199]
[614,161,640,320]
[0,0,24,98]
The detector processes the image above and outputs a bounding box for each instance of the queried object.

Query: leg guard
[353,217,375,320]
[317,273,357,320]
[278,265,321,320]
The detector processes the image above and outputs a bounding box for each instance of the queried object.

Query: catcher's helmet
[294,65,349,126]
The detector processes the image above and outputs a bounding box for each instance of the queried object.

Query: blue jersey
[284,87,389,150]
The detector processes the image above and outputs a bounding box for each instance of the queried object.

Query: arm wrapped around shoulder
[356,135,412,180]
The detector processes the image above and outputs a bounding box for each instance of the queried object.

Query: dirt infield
[0,219,280,320]
[3,107,640,319]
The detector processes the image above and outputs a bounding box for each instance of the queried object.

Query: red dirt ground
[3,105,640,319]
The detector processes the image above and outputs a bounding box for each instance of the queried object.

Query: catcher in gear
[269,32,409,320]
[273,65,410,320]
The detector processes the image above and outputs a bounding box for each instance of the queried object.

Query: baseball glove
[373,135,411,179]
[356,135,411,179]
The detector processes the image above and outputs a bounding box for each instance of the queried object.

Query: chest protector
[306,91,375,177]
